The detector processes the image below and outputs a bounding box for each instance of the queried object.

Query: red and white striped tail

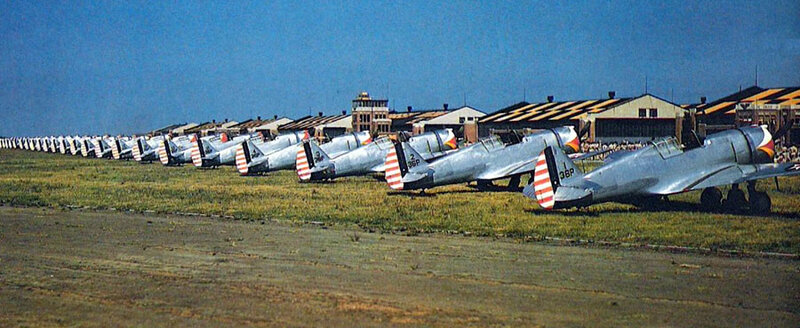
[532,151,555,210]
[94,140,103,158]
[111,140,120,159]
[296,147,311,180]
[384,146,404,190]
[132,140,142,161]
[235,143,249,175]
[190,141,203,167]
[158,145,169,165]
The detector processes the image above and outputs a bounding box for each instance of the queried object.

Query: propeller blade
[577,121,592,139]
[771,123,791,142]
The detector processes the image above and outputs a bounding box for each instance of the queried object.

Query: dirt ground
[0,206,798,327]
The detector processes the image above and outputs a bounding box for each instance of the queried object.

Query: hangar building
[479,93,684,142]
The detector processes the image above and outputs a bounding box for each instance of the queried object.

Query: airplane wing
[688,162,800,191]
[653,162,800,194]
[476,159,535,181]
[370,163,385,172]
[568,149,612,161]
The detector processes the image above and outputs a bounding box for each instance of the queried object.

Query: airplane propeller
[577,121,592,140]
[770,123,791,142]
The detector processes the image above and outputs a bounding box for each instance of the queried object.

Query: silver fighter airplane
[233,130,310,175]
[235,131,372,175]
[384,126,581,191]
[69,136,82,155]
[296,129,458,181]
[157,135,196,165]
[110,137,136,160]
[80,137,96,157]
[91,137,113,158]
[189,133,261,168]
[523,125,800,213]
[131,136,166,162]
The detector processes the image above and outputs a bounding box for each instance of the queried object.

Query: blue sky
[1,0,798,136]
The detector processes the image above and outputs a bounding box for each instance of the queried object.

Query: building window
[638,108,647,118]
[459,117,465,124]
[649,108,658,118]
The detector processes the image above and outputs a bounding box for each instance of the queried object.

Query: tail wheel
[700,187,722,210]
[723,187,747,210]
[748,191,771,214]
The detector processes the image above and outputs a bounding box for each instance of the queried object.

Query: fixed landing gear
[747,181,771,214]
[476,180,494,191]
[722,184,747,210]
[704,183,771,213]
[507,174,522,191]
[700,187,722,210]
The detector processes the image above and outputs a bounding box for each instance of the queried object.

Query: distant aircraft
[80,137,96,157]
[235,131,372,175]
[48,137,56,152]
[131,136,166,162]
[523,125,800,213]
[110,137,135,160]
[157,135,196,165]
[232,130,311,175]
[92,137,114,158]
[189,133,262,168]
[384,126,581,191]
[72,136,84,156]
[296,129,457,181]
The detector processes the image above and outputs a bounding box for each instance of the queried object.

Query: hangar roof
[480,97,634,124]
[231,117,286,130]
[684,86,800,117]
[389,110,448,126]
[278,114,349,130]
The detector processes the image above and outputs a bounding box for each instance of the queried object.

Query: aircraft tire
[723,188,747,210]
[700,187,722,210]
[748,191,771,214]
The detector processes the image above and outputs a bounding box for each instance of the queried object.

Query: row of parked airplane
[2,124,799,213]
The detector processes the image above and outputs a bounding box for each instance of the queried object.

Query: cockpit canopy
[478,135,505,151]
[651,137,683,159]
[374,137,393,150]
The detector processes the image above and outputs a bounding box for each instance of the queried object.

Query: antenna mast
[755,65,759,86]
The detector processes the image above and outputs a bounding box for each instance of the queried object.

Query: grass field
[1,149,798,254]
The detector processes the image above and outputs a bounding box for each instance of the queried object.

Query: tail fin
[385,141,409,190]
[94,138,104,158]
[296,140,330,181]
[112,138,122,159]
[158,139,172,165]
[524,146,585,210]
[190,134,206,167]
[384,141,430,190]
[82,139,90,157]
[133,138,144,161]
[235,140,255,175]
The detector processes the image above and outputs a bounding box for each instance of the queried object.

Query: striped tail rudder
[190,135,204,167]
[132,138,143,161]
[531,149,558,210]
[235,142,251,175]
[81,139,90,157]
[158,140,170,165]
[384,142,405,190]
[296,142,312,181]
[112,138,121,159]
[94,139,104,158]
